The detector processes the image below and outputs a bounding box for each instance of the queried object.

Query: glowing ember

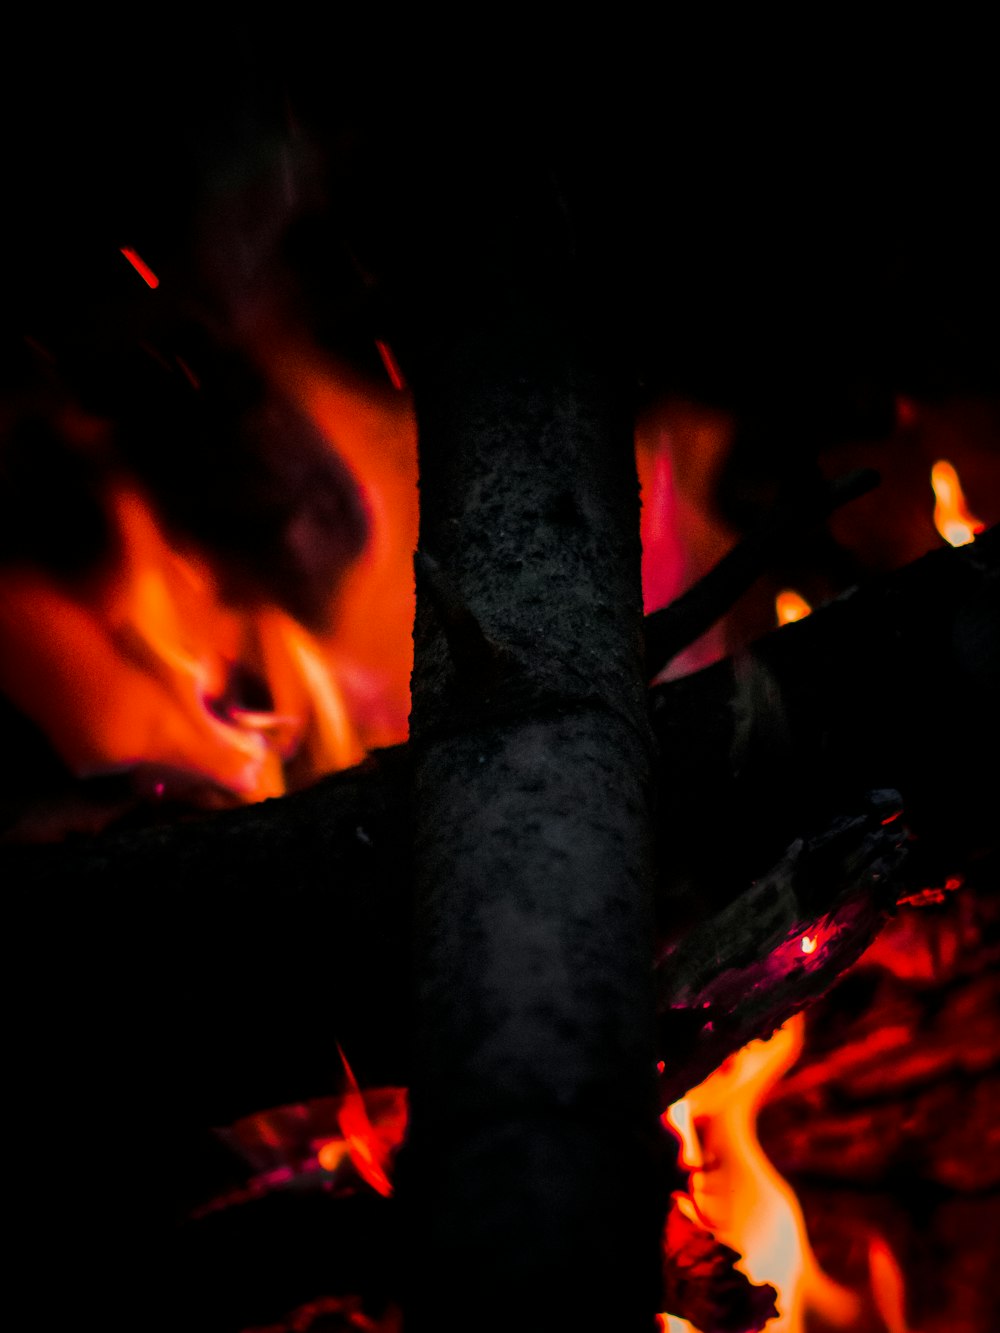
[775,590,812,626]
[800,936,817,955]
[120,246,159,288]
[930,459,984,547]
[374,339,406,391]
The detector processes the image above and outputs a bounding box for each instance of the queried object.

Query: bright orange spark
[931,460,984,547]
[800,936,818,955]
[775,590,812,626]
[317,1139,348,1173]
[374,339,406,391]
[120,247,159,288]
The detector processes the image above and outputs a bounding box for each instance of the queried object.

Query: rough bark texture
[402,293,663,1330]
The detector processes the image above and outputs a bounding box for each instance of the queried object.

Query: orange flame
[0,340,421,813]
[262,336,418,752]
[930,460,984,547]
[661,1017,859,1332]
[0,482,363,804]
[775,590,812,626]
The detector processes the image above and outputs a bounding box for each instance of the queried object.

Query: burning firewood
[4,27,998,1331]
[5,527,993,1114]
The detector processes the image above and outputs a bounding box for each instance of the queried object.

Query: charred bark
[402,289,663,1327]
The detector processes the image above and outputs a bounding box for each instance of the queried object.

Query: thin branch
[644,467,880,678]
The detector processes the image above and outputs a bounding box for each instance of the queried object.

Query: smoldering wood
[5,526,996,1130]
[655,796,909,1106]
[754,865,1000,1333]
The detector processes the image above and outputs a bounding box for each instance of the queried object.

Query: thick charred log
[403,284,663,1327]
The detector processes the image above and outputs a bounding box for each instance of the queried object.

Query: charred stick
[404,291,663,1332]
[643,466,880,677]
[656,795,908,1106]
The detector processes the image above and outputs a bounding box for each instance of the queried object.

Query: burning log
[4,33,998,1332]
[5,527,995,1131]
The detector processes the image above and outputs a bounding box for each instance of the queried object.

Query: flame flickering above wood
[663,1016,859,1332]
[931,460,985,549]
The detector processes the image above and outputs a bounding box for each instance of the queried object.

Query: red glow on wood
[375,339,406,391]
[120,247,159,288]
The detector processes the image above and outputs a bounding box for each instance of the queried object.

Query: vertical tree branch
[403,271,664,1328]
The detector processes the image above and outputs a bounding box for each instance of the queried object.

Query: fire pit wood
[656,796,909,1105]
[650,522,999,934]
[5,528,996,1130]
[401,284,663,1330]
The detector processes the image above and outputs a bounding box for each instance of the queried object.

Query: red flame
[120,246,159,288]
[333,1045,395,1198]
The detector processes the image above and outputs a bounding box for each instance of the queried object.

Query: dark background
[7,20,998,405]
